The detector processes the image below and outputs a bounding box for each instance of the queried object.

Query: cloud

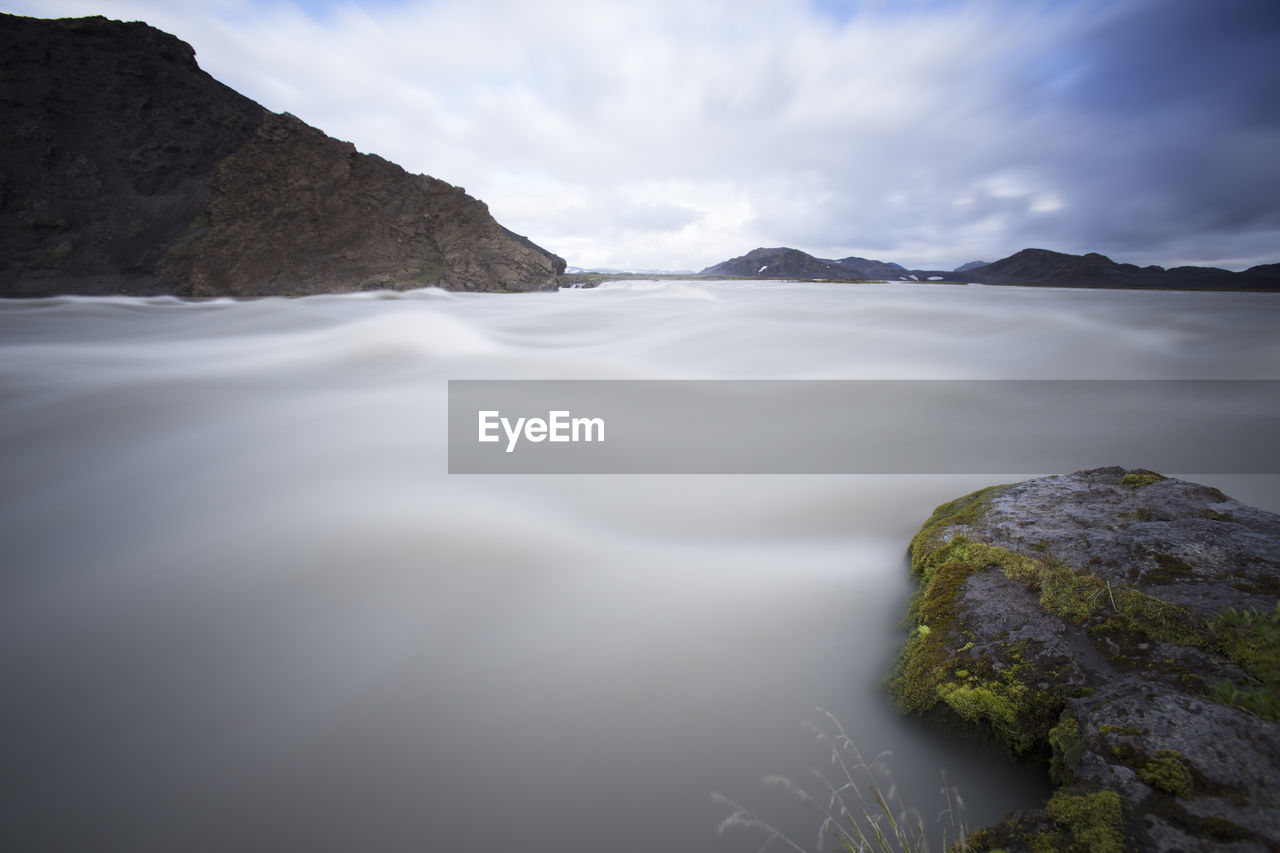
[4,0,1279,270]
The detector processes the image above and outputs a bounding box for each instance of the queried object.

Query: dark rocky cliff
[0,14,564,296]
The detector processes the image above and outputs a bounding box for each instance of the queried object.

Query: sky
[5,0,1280,271]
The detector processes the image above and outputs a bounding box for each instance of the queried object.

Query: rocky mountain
[833,255,907,279]
[699,247,938,281]
[0,14,564,297]
[702,245,1280,290]
[1245,262,1280,279]
[699,247,853,279]
[966,248,1280,291]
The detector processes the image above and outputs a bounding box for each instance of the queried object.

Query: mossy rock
[890,469,1280,850]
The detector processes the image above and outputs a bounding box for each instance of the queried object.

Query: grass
[1206,602,1280,719]
[713,710,969,853]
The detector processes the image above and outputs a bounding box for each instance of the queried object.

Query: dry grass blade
[714,710,970,853]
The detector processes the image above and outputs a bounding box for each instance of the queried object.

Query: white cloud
[4,0,1278,270]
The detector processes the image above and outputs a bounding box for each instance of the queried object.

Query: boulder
[891,467,1280,850]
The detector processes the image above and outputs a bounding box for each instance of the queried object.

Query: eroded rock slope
[0,14,564,296]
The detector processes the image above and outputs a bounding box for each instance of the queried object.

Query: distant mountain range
[700,247,1280,291]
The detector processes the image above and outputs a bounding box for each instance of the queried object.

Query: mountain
[0,14,564,296]
[834,255,908,279]
[700,247,927,280]
[699,247,963,281]
[965,248,1280,291]
[1245,263,1280,278]
[701,246,1280,290]
[699,247,857,279]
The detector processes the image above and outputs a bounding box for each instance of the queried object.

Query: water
[2,281,1278,851]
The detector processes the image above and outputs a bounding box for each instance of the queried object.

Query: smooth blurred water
[2,280,1278,852]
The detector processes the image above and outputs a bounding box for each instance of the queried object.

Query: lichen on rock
[891,467,1280,851]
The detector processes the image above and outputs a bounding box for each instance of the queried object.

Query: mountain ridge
[0,13,564,296]
[700,247,931,282]
[700,246,1280,290]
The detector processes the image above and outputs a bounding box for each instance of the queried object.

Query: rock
[0,14,564,296]
[891,467,1280,851]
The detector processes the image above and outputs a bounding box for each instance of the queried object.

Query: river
[2,280,1278,851]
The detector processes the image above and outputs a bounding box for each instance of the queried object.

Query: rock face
[0,14,564,296]
[892,468,1280,851]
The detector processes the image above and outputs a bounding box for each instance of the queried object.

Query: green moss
[1198,817,1252,842]
[1122,471,1166,489]
[1230,573,1280,596]
[936,681,1041,754]
[1117,507,1153,522]
[1108,740,1140,766]
[1139,749,1193,797]
[907,484,1011,574]
[1048,710,1084,784]
[890,537,1064,755]
[1142,552,1197,585]
[889,545,987,715]
[1036,558,1110,623]
[1099,587,1207,647]
[1200,508,1236,522]
[1042,790,1126,853]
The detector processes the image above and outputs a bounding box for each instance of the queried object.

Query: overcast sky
[6,0,1280,271]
